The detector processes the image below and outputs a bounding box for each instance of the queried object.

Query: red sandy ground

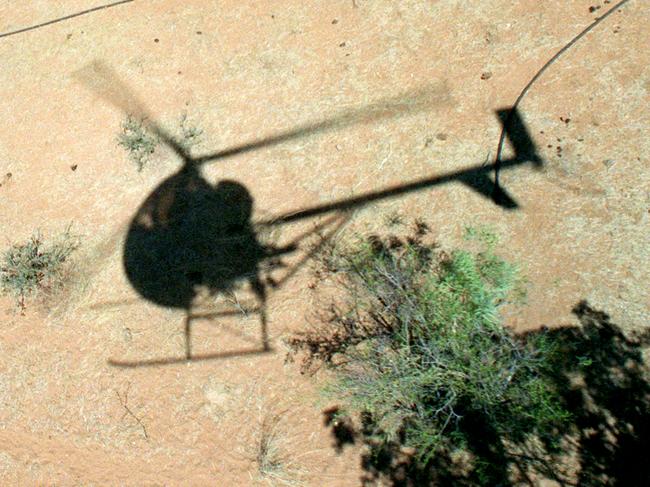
[0,1,648,485]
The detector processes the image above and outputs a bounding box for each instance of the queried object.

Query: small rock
[332,19,338,24]
[480,71,492,80]
[70,164,78,171]
[603,159,616,169]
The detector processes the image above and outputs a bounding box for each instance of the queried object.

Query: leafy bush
[288,225,569,480]
[1,229,79,309]
[117,115,158,171]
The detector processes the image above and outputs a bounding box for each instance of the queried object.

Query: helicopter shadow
[113,158,348,366]
[76,63,542,367]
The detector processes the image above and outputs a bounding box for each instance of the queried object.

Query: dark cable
[494,0,634,185]
[0,0,134,39]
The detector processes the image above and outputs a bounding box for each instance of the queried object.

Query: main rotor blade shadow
[194,83,451,165]
[74,61,189,159]
[77,59,450,168]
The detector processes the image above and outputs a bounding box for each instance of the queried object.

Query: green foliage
[117,115,158,171]
[1,229,79,309]
[289,225,569,478]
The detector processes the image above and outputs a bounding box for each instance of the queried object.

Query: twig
[116,383,149,440]
[0,0,135,39]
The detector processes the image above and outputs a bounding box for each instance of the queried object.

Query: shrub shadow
[316,300,650,486]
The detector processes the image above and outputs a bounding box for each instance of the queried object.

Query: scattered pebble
[0,172,11,188]
[332,19,339,24]
[154,38,159,43]
[70,164,78,171]
[436,133,448,141]
[339,41,346,47]
[603,159,616,169]
[480,71,492,80]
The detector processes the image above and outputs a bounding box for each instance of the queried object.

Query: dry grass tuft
[240,393,305,486]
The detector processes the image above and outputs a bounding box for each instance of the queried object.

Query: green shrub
[0,229,79,309]
[288,225,569,479]
[117,115,158,171]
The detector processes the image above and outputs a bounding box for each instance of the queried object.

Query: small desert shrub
[117,115,158,171]
[1,229,79,309]
[288,225,569,478]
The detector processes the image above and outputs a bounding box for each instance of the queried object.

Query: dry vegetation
[0,228,79,310]
[0,0,647,485]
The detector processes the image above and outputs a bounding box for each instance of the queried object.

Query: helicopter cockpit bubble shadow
[120,161,299,364]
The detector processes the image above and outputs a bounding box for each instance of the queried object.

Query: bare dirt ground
[0,1,648,485]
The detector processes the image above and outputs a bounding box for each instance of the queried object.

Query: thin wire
[494,0,634,184]
[0,0,135,39]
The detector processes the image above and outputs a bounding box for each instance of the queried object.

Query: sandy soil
[0,0,648,485]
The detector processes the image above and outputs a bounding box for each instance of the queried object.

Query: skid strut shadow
[77,63,541,367]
